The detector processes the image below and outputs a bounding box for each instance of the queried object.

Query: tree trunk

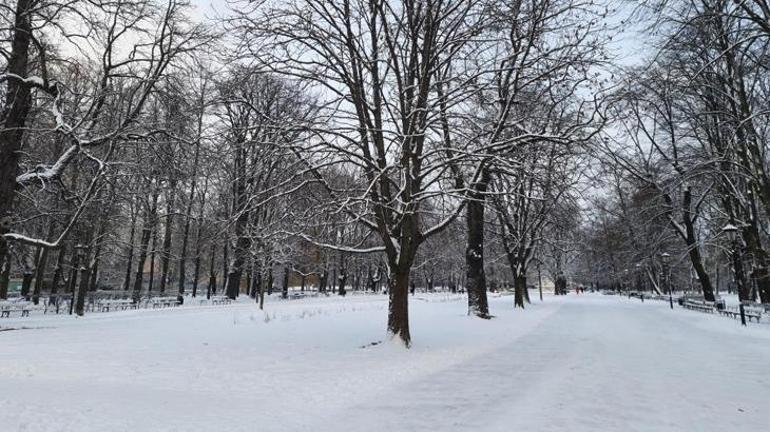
[514,275,526,309]
[733,246,751,302]
[682,187,716,301]
[50,244,66,304]
[178,138,201,305]
[75,247,92,316]
[148,227,157,293]
[122,210,137,292]
[32,228,53,305]
[0,0,35,274]
[207,241,216,299]
[281,266,290,299]
[338,270,347,297]
[387,266,411,346]
[250,266,259,298]
[319,267,328,294]
[221,240,228,294]
[192,248,201,298]
[20,270,33,301]
[68,249,81,315]
[523,279,531,304]
[132,201,156,304]
[0,255,10,300]
[159,190,175,295]
[466,171,491,318]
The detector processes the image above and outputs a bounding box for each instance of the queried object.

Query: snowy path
[1,294,769,431]
[323,296,770,431]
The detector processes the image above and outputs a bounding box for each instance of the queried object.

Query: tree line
[0,0,613,346]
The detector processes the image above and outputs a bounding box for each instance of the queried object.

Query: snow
[1,293,769,431]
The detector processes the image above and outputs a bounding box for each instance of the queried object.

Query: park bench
[150,296,181,308]
[717,305,763,323]
[682,300,715,314]
[0,300,33,318]
[210,295,232,305]
[98,299,134,312]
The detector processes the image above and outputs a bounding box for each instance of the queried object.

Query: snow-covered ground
[1,293,769,432]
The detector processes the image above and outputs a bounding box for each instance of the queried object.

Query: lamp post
[722,223,747,326]
[661,252,672,309]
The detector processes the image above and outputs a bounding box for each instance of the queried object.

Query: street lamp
[661,252,672,309]
[722,223,747,326]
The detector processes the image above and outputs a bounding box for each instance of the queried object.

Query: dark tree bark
[67,248,81,315]
[221,240,228,294]
[207,241,216,299]
[733,245,750,301]
[75,247,93,316]
[0,0,35,272]
[281,266,290,299]
[148,226,158,292]
[122,209,137,292]
[387,266,411,345]
[132,195,158,303]
[159,187,175,295]
[318,267,328,294]
[680,187,716,301]
[466,170,491,318]
[0,255,10,300]
[338,270,347,297]
[192,241,202,298]
[32,224,54,305]
[514,275,527,308]
[249,266,259,298]
[20,270,33,301]
[178,140,201,305]
[50,243,66,303]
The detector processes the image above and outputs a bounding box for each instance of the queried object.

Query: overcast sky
[189,0,648,67]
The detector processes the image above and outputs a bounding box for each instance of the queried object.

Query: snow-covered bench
[210,296,231,305]
[150,297,181,308]
[97,299,134,312]
[0,300,33,317]
[682,300,715,314]
[718,306,763,323]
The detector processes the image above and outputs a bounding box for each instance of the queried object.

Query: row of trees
[576,0,770,306]
[0,0,608,346]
